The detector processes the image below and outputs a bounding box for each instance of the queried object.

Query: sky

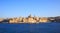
[0,0,60,18]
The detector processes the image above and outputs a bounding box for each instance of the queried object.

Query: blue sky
[0,0,60,18]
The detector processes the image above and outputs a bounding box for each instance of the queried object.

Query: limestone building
[39,17,48,22]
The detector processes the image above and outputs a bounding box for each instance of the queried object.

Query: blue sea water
[0,22,60,33]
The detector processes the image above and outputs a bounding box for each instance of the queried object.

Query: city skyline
[0,0,60,18]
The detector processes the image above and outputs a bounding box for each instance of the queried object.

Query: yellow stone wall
[39,17,48,22]
[9,18,19,23]
[19,17,23,22]
[27,17,36,23]
[23,18,27,23]
[9,15,49,23]
[0,18,4,22]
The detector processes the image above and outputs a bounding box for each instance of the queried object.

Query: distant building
[33,16,39,22]
[19,17,23,22]
[2,15,60,23]
[27,15,36,23]
[9,18,18,23]
[39,17,48,22]
[48,17,55,22]
[23,17,27,23]
[0,18,4,22]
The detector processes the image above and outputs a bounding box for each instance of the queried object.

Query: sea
[0,22,60,33]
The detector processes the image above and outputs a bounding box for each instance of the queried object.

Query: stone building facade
[9,15,48,23]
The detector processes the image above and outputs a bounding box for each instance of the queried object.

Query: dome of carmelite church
[28,14,32,18]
